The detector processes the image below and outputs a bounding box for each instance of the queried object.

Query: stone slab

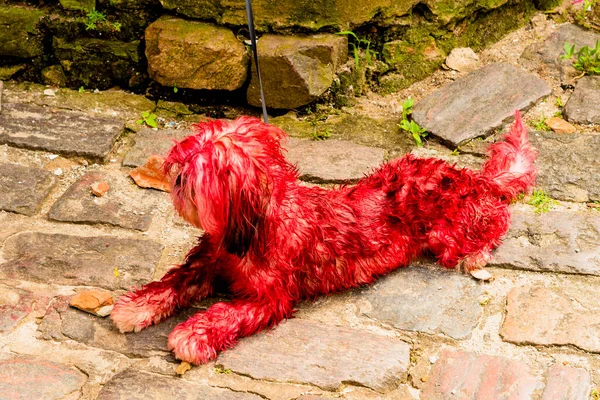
[412,63,550,146]
[37,296,198,357]
[491,209,600,276]
[361,267,482,339]
[564,76,600,124]
[501,285,600,352]
[0,163,56,216]
[0,354,87,400]
[285,138,385,183]
[123,127,193,167]
[541,364,591,400]
[421,350,538,399]
[48,170,162,231]
[97,368,263,400]
[218,319,410,392]
[0,232,161,290]
[0,102,124,161]
[529,131,600,202]
[521,24,600,78]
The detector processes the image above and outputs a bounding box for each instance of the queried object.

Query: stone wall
[0,0,543,109]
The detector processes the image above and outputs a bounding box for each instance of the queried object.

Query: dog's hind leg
[167,294,294,364]
[111,237,223,333]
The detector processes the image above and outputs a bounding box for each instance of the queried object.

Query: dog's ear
[222,165,269,257]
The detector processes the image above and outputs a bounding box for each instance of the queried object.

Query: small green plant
[555,97,564,108]
[215,366,232,374]
[312,127,332,141]
[573,0,598,25]
[450,148,460,156]
[400,120,428,147]
[591,387,600,400]
[336,31,377,67]
[84,9,122,32]
[527,188,559,214]
[561,40,600,75]
[398,97,428,147]
[531,113,551,131]
[173,83,178,93]
[78,86,85,93]
[85,9,107,30]
[137,111,158,128]
[401,97,414,121]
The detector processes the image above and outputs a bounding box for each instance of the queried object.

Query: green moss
[533,0,562,10]
[53,37,142,89]
[379,35,444,92]
[0,64,26,80]
[0,6,46,58]
[156,100,193,116]
[453,0,536,51]
[59,0,96,11]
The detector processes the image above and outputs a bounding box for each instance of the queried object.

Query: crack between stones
[211,384,271,400]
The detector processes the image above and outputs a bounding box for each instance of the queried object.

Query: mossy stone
[145,17,248,90]
[159,0,413,31]
[0,64,26,80]
[379,36,444,92]
[59,0,95,11]
[0,6,46,58]
[42,65,67,87]
[247,34,348,109]
[53,37,141,89]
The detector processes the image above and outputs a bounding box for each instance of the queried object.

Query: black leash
[245,0,268,124]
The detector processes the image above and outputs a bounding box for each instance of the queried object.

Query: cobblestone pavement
[1,20,600,400]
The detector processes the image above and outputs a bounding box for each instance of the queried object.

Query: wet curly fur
[111,111,536,364]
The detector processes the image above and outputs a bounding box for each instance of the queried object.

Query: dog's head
[164,117,294,256]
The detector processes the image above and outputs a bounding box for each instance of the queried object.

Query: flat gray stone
[492,208,600,276]
[285,138,384,183]
[0,163,56,216]
[218,319,410,392]
[541,364,591,400]
[97,368,262,400]
[421,350,538,399]
[564,76,600,124]
[361,267,482,339]
[412,63,551,146]
[0,102,124,161]
[0,232,161,290]
[123,127,192,167]
[37,296,198,357]
[48,170,162,231]
[529,131,600,202]
[0,354,87,400]
[521,24,600,78]
[501,284,600,353]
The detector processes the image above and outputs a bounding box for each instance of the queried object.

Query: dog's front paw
[111,292,164,333]
[168,319,220,365]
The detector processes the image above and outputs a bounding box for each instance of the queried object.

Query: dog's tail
[481,110,537,201]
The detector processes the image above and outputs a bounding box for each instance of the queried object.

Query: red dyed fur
[111,111,536,364]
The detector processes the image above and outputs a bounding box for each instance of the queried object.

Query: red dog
[111,111,536,364]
